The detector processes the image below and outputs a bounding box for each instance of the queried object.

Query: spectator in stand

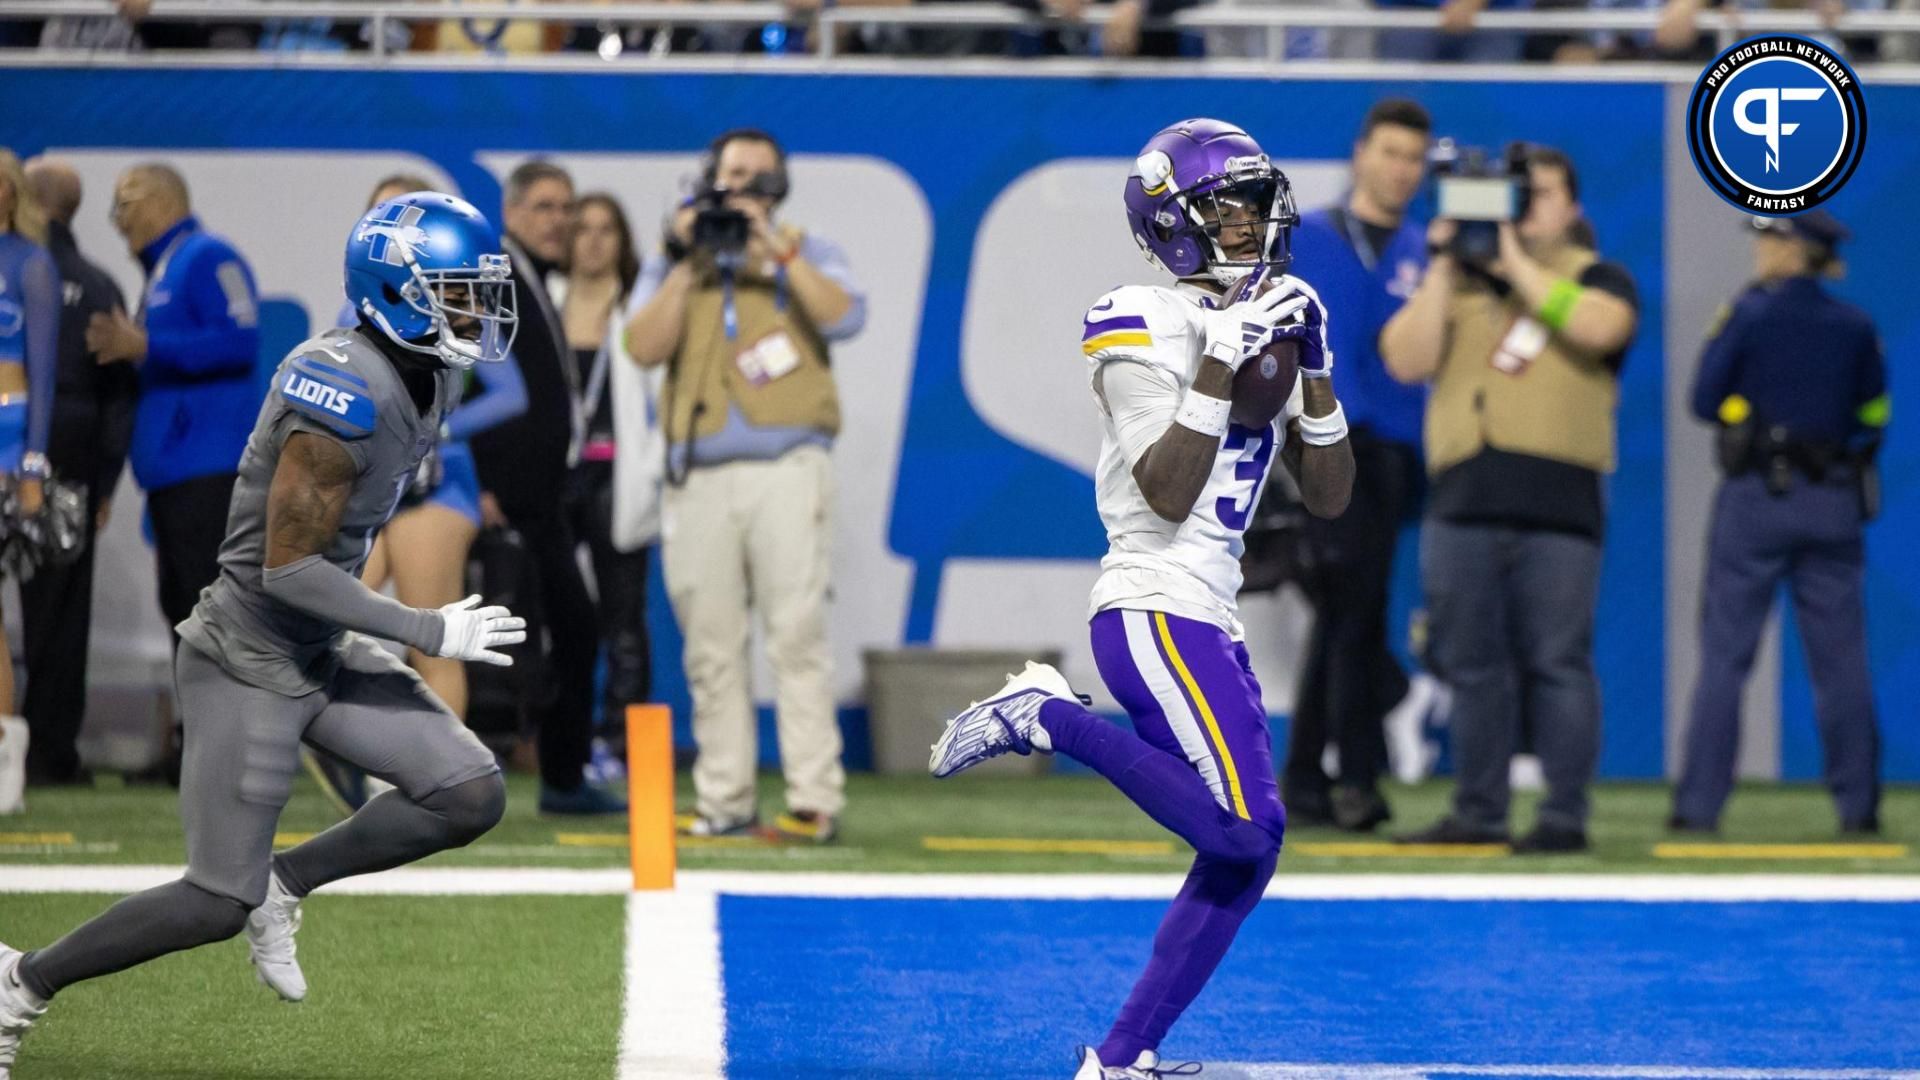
[784,0,1208,56]
[18,157,136,790]
[1373,0,1527,61]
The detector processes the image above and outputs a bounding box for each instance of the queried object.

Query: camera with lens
[687,170,789,261]
[689,186,751,259]
[1429,139,1532,268]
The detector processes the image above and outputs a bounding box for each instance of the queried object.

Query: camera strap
[719,264,791,343]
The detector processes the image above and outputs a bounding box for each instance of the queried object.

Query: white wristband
[1296,400,1348,447]
[1174,391,1231,438]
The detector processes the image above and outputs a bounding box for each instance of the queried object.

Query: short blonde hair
[0,148,48,247]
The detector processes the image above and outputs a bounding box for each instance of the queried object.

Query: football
[1230,336,1300,429]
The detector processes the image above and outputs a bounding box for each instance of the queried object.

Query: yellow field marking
[923,836,1178,857]
[272,832,315,846]
[1654,842,1909,860]
[555,832,629,848]
[0,832,75,845]
[1291,842,1511,859]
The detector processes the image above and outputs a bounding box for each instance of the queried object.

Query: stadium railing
[7,0,1920,66]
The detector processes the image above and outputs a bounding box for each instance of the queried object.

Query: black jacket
[44,220,137,501]
[469,237,579,522]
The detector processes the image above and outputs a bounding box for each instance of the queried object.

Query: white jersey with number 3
[1081,282,1303,640]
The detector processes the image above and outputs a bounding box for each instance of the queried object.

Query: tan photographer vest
[1425,243,1619,477]
[667,260,840,445]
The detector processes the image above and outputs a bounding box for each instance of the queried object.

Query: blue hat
[1749,210,1850,250]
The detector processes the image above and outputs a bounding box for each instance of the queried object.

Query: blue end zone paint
[717,896,1920,1077]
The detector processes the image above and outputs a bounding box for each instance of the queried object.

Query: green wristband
[1537,278,1583,332]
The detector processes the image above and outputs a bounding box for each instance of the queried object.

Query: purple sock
[1037,699,1279,863]
[1097,850,1278,1064]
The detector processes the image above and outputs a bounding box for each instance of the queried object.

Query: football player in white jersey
[931,118,1354,1078]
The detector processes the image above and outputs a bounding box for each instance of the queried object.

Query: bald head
[24,156,82,226]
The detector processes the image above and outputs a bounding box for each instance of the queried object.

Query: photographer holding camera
[624,128,867,844]
[1381,144,1638,854]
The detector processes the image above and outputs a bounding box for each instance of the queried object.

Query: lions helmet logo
[358,203,431,268]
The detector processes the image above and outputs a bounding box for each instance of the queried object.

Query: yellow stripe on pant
[1153,612,1251,821]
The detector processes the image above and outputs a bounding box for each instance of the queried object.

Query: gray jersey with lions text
[178,328,459,697]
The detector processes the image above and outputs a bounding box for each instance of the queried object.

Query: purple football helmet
[1124,118,1298,287]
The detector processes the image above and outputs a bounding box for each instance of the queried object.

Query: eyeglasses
[109,191,151,222]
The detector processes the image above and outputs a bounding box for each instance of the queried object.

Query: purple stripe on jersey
[1082,313,1149,339]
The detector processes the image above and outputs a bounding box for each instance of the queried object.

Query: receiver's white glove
[434,595,527,667]
[1200,277,1310,373]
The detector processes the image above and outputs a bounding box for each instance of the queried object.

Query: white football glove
[1200,278,1311,373]
[433,594,527,667]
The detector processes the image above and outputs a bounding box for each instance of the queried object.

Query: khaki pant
[662,445,844,823]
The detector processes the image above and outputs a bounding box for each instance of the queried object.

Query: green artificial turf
[0,770,1911,875]
[0,893,624,1080]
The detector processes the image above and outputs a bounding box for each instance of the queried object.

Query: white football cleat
[246,871,307,1002]
[1074,1047,1202,1079]
[0,717,28,816]
[928,661,1084,779]
[0,942,48,1080]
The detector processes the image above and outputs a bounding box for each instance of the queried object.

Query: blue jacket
[1691,275,1886,445]
[1290,205,1429,448]
[131,216,263,491]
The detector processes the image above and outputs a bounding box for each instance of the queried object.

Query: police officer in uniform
[1672,211,1888,835]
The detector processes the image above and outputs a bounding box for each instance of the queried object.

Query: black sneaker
[1282,787,1335,829]
[1666,814,1718,835]
[1395,816,1509,845]
[1331,785,1392,833]
[1841,816,1882,837]
[1513,823,1589,854]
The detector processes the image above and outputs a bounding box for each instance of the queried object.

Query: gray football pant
[19,641,503,999]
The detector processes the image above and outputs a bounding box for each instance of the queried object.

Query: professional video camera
[687,171,788,260]
[1429,139,1532,268]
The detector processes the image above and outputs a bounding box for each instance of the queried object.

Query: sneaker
[1666,813,1718,835]
[538,783,628,816]
[0,718,26,816]
[1511,823,1590,855]
[678,813,762,839]
[584,737,627,788]
[1394,816,1509,846]
[1841,816,1882,837]
[1281,786,1334,829]
[301,749,367,819]
[1074,1046,1201,1078]
[1330,784,1392,833]
[0,942,49,1079]
[929,661,1087,779]
[245,871,307,1002]
[772,810,838,844]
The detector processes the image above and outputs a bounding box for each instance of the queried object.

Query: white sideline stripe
[4,866,1920,901]
[617,891,726,1080]
[1225,1065,1920,1079]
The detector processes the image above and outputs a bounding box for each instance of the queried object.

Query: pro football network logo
[1687,34,1867,215]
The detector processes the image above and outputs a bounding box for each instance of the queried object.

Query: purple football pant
[1036,608,1285,1064]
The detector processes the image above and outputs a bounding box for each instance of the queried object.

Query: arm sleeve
[1691,294,1753,422]
[143,245,262,381]
[1857,330,1888,416]
[262,555,445,655]
[21,248,59,459]
[443,354,529,442]
[799,235,868,342]
[1097,358,1184,468]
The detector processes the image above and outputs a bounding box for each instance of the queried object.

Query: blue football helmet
[344,192,518,369]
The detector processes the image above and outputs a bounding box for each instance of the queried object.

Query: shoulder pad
[279,348,377,439]
[1083,286,1174,357]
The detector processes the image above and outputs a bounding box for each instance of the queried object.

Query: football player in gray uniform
[0,192,528,1076]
